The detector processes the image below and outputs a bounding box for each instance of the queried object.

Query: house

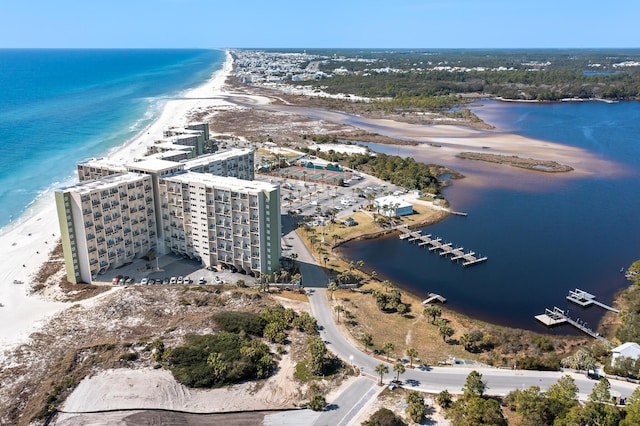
[343,217,358,227]
[373,195,413,217]
[611,342,640,366]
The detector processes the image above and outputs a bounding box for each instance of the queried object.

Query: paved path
[283,223,639,425]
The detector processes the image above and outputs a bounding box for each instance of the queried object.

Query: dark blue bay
[341,100,640,332]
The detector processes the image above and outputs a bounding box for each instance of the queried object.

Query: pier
[535,306,611,344]
[422,293,446,304]
[398,227,487,267]
[566,288,619,313]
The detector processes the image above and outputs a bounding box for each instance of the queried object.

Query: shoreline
[0,50,237,357]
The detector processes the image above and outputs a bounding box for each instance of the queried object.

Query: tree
[328,281,338,300]
[589,377,611,403]
[406,347,418,368]
[447,397,507,426]
[621,386,640,425]
[375,363,389,385]
[307,336,327,375]
[334,305,345,324]
[545,374,578,419]
[370,270,378,282]
[462,370,487,399]
[382,341,395,361]
[424,305,442,324]
[361,332,373,354]
[331,234,341,250]
[206,352,228,381]
[405,390,425,423]
[436,390,452,409]
[438,324,454,343]
[309,394,326,411]
[393,362,405,382]
[362,408,405,426]
[382,279,392,293]
[504,386,552,426]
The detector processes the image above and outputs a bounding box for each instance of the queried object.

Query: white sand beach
[0,51,239,358]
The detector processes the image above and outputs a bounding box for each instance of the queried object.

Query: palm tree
[334,305,345,323]
[424,305,442,324]
[328,281,338,300]
[393,362,406,382]
[383,341,395,361]
[370,270,378,282]
[375,363,389,385]
[361,332,373,354]
[406,347,419,368]
[331,234,341,250]
[439,324,454,343]
[382,279,392,293]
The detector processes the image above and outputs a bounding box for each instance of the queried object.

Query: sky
[1,0,639,49]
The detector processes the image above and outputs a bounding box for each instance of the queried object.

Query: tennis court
[268,166,351,185]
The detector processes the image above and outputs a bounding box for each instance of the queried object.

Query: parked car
[162,278,169,285]
[177,276,183,284]
[169,276,177,284]
[148,279,155,285]
[124,277,134,285]
[112,275,123,284]
[198,277,206,284]
[140,278,148,285]
[214,276,223,285]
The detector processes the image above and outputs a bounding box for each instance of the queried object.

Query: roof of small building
[374,195,413,209]
[612,342,640,357]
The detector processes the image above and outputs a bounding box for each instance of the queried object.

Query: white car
[177,276,183,284]
[140,278,148,285]
[169,276,177,284]
[214,276,223,285]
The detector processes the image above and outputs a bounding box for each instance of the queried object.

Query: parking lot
[100,253,257,287]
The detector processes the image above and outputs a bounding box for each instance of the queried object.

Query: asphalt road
[284,223,639,425]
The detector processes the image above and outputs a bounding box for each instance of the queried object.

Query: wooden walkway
[422,293,446,304]
[566,288,619,313]
[535,306,611,344]
[398,227,487,267]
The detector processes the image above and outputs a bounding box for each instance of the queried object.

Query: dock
[422,293,446,304]
[398,227,487,267]
[566,288,619,313]
[535,306,611,344]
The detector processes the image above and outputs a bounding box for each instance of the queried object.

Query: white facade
[56,173,156,283]
[374,195,413,217]
[158,172,280,275]
[182,148,255,180]
[611,342,640,366]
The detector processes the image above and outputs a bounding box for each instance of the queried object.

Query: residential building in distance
[183,148,255,180]
[158,171,280,275]
[55,173,156,284]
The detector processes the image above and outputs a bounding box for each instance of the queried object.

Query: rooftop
[59,172,148,193]
[163,171,278,193]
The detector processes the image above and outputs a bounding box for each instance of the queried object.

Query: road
[282,220,639,425]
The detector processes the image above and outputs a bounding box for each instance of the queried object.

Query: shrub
[212,311,267,336]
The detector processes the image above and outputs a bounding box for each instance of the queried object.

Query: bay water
[341,100,640,332]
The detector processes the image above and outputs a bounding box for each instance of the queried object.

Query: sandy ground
[1,49,625,424]
[0,51,242,359]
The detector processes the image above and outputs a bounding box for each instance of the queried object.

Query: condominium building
[55,173,156,284]
[57,124,281,282]
[158,171,280,275]
[182,148,255,180]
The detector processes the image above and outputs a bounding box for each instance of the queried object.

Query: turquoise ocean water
[0,49,225,228]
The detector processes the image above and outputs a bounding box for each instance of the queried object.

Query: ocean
[341,100,640,332]
[0,48,225,228]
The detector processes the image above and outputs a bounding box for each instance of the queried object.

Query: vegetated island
[456,152,574,172]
